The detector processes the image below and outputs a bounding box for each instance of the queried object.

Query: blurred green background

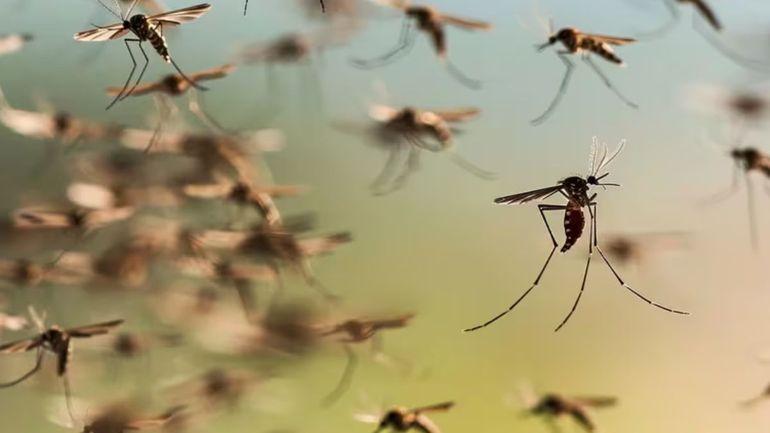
[1,0,770,432]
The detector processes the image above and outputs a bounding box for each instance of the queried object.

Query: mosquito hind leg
[106,38,140,110]
[0,348,43,388]
[351,18,416,69]
[583,56,638,109]
[321,344,357,407]
[592,202,690,315]
[531,52,574,125]
[464,204,566,332]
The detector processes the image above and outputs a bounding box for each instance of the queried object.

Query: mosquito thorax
[162,74,185,93]
[53,112,73,133]
[533,394,567,414]
[230,183,251,202]
[69,210,87,227]
[113,332,141,356]
[129,15,147,29]
[406,6,434,24]
[732,148,761,167]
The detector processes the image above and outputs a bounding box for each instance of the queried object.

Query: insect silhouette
[532,25,638,125]
[0,309,123,422]
[356,401,454,433]
[74,2,212,109]
[49,400,186,433]
[464,137,689,332]
[520,388,617,433]
[602,232,689,267]
[353,0,492,89]
[317,313,414,406]
[0,33,32,57]
[245,0,325,15]
[700,145,770,250]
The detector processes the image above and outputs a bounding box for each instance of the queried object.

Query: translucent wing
[0,108,56,139]
[432,108,480,122]
[494,185,563,205]
[0,34,31,56]
[371,313,415,330]
[148,3,212,26]
[368,104,400,122]
[0,335,42,353]
[13,208,72,229]
[414,414,442,433]
[85,207,135,227]
[353,413,382,424]
[66,319,124,338]
[73,24,129,42]
[189,64,237,82]
[572,396,618,408]
[105,81,164,97]
[585,34,635,45]
[439,14,493,31]
[413,401,455,414]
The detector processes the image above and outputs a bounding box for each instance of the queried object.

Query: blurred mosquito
[318,313,415,406]
[74,2,212,109]
[464,137,689,332]
[519,386,617,433]
[352,0,492,89]
[532,24,638,125]
[700,145,770,250]
[602,232,689,267]
[0,34,32,57]
[642,0,722,37]
[356,401,454,433]
[0,308,123,422]
[108,331,180,358]
[0,257,92,288]
[345,104,494,194]
[49,399,185,433]
[105,64,236,147]
[67,181,183,210]
[163,368,260,410]
[183,176,305,227]
[193,224,352,302]
[245,0,325,16]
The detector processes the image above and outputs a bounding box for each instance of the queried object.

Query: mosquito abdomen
[148,28,171,63]
[561,200,585,253]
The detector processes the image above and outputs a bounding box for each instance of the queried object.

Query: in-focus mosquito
[74,2,212,109]
[532,25,638,125]
[0,308,123,422]
[352,0,492,89]
[520,387,617,433]
[317,313,415,406]
[700,145,770,250]
[356,401,454,433]
[464,137,689,332]
[105,64,236,140]
[245,0,325,16]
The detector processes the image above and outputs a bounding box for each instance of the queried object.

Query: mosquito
[245,0,325,16]
[700,145,770,250]
[49,400,185,433]
[0,34,32,57]
[163,368,259,410]
[356,401,454,433]
[352,0,491,89]
[0,308,123,422]
[532,25,638,125]
[74,2,212,109]
[0,257,92,288]
[520,388,617,433]
[318,313,414,406]
[105,63,236,140]
[602,232,689,267]
[464,137,689,332]
[642,0,722,37]
[359,104,495,194]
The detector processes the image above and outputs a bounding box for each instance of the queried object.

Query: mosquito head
[587,173,619,189]
[536,37,555,52]
[128,14,147,29]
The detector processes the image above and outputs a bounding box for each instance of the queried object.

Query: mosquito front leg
[464,204,567,332]
[531,51,574,125]
[106,38,139,110]
[593,203,690,316]
[582,56,638,109]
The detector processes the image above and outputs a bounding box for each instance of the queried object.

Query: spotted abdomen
[583,39,623,64]
[561,200,585,253]
[147,28,170,63]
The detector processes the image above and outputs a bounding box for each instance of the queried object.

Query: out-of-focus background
[2,0,770,432]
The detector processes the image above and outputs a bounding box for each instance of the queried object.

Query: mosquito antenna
[96,0,122,20]
[125,0,140,19]
[589,136,601,176]
[596,139,626,174]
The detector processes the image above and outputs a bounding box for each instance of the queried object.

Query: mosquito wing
[494,185,563,205]
[73,23,129,42]
[189,64,237,82]
[371,313,415,330]
[0,335,43,353]
[0,108,57,139]
[84,207,135,228]
[439,14,493,31]
[66,319,124,338]
[183,182,235,199]
[584,34,635,45]
[368,104,400,123]
[432,108,480,123]
[106,81,164,97]
[571,396,618,408]
[413,401,455,414]
[124,406,185,430]
[147,3,212,27]
[354,412,382,424]
[13,208,72,229]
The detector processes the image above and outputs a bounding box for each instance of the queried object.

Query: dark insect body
[362,401,454,433]
[527,393,617,433]
[464,138,688,332]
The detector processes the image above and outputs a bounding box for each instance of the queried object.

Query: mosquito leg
[697,162,740,206]
[636,0,679,39]
[464,204,567,332]
[106,38,139,110]
[447,151,497,180]
[593,203,690,315]
[321,344,357,407]
[188,90,227,134]
[371,144,407,196]
[300,259,340,303]
[62,375,78,426]
[554,205,594,331]
[145,94,170,154]
[531,52,574,125]
[243,0,249,15]
[583,56,638,109]
[351,18,416,69]
[320,0,326,13]
[390,146,421,193]
[121,40,149,101]
[445,58,482,90]
[746,173,759,251]
[0,348,43,388]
